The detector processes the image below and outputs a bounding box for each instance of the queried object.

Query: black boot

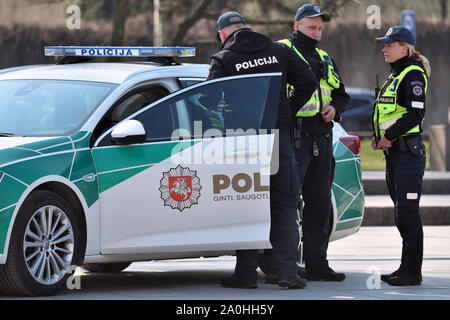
[384,273,422,286]
[220,275,257,289]
[265,272,279,284]
[278,274,307,289]
[301,267,345,281]
[381,269,403,282]
[381,269,422,283]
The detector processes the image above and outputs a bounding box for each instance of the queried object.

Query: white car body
[0,60,363,295]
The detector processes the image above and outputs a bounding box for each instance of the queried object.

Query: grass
[359,138,430,170]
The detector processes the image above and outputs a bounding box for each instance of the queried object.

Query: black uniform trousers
[385,145,425,275]
[296,132,335,273]
[263,131,334,275]
[233,129,300,280]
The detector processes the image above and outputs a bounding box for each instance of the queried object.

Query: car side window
[178,78,205,89]
[134,101,177,142]
[92,86,169,144]
[176,76,275,137]
[95,74,281,147]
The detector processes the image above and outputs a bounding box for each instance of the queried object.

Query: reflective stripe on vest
[378,118,420,131]
[373,65,427,142]
[278,39,340,117]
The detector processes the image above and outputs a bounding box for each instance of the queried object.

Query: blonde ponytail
[416,53,431,77]
[405,43,431,77]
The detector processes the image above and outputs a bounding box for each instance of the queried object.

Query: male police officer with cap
[266,4,350,282]
[208,11,317,289]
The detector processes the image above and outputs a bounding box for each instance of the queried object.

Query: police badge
[159,165,202,212]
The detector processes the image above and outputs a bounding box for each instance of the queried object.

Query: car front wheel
[0,190,85,296]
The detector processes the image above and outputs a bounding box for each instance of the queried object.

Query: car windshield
[0,79,117,136]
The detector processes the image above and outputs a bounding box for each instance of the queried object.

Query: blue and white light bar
[44,46,196,58]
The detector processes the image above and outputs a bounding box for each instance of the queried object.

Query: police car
[0,46,364,296]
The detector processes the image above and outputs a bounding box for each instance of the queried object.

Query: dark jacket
[288,31,350,134]
[208,28,317,130]
[379,56,427,141]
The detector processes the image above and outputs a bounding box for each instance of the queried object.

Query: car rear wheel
[0,190,85,296]
[81,262,131,273]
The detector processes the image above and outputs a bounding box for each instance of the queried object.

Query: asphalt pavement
[1,226,449,301]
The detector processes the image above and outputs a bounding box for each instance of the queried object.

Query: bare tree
[314,0,360,17]
[109,0,359,49]
[203,0,359,28]
[111,0,132,46]
[442,0,448,20]
[157,0,213,45]
[154,0,163,46]
[171,0,213,45]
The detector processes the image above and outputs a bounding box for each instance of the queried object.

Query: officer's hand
[377,136,392,151]
[371,137,378,150]
[321,106,336,123]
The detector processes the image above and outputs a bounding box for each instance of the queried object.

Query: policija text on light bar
[44,46,196,58]
[79,48,135,56]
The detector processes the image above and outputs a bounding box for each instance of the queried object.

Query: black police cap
[216,11,247,33]
[376,26,416,46]
[295,4,331,22]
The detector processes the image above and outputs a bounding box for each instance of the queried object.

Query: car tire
[81,262,131,273]
[0,190,85,296]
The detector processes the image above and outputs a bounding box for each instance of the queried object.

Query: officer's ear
[294,21,300,31]
[399,42,409,56]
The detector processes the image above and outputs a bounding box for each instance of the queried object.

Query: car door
[92,73,282,255]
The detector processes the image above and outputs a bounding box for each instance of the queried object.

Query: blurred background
[0,0,449,169]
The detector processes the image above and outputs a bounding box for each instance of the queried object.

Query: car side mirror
[111,120,146,145]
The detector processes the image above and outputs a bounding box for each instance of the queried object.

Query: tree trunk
[442,0,448,20]
[111,0,131,46]
[170,0,213,45]
[153,0,163,46]
[160,0,176,46]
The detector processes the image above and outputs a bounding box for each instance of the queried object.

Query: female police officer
[372,26,431,286]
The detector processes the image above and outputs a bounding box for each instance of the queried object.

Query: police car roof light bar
[44,46,196,58]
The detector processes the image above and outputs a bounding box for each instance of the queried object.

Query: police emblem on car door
[160,165,201,212]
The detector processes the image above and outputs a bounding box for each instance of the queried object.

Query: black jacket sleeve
[200,56,227,109]
[207,56,227,80]
[286,48,317,113]
[330,58,350,121]
[384,70,427,141]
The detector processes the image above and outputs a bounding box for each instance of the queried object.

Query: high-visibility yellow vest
[373,65,427,142]
[278,39,341,117]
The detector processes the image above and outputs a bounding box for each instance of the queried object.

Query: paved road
[1,226,449,300]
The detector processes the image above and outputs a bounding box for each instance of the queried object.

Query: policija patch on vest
[379,96,395,104]
[412,85,424,97]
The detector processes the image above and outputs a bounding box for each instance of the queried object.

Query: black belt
[387,135,424,156]
[302,131,331,138]
[390,136,409,153]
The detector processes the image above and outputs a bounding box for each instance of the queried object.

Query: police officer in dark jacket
[373,26,431,286]
[209,12,317,289]
[269,4,349,282]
